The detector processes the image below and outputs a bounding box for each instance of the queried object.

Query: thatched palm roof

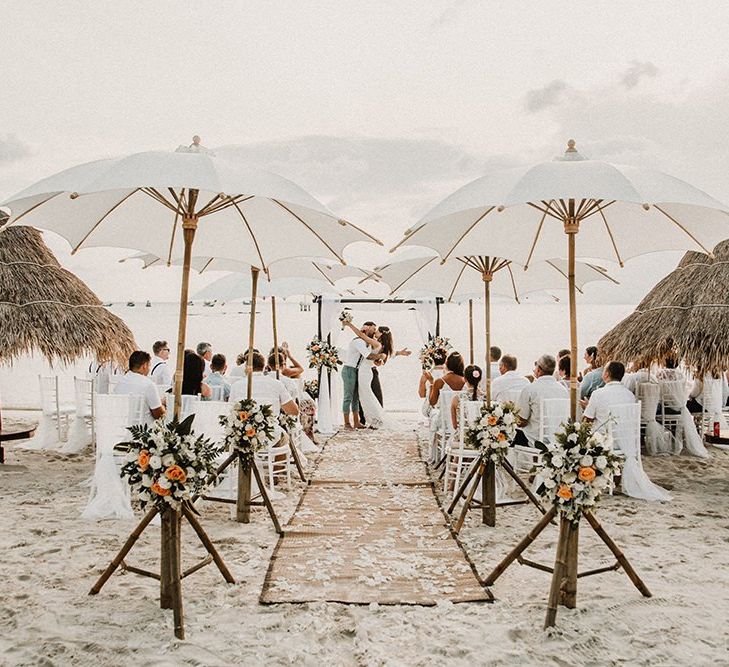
[0,223,136,366]
[598,241,728,373]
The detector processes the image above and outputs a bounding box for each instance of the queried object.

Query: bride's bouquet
[419,334,452,370]
[339,310,353,329]
[533,420,622,522]
[464,401,520,464]
[306,337,342,371]
[120,415,223,511]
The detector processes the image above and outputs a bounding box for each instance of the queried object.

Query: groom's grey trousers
[342,364,360,413]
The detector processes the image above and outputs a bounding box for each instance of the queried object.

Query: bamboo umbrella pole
[468,299,474,365]
[566,201,579,421]
[246,266,260,400]
[483,267,492,404]
[173,206,199,420]
[272,295,280,379]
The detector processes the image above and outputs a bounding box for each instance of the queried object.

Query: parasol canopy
[0,223,136,366]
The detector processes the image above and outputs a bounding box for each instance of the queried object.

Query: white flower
[149,455,162,470]
[503,412,514,425]
[158,476,171,489]
[141,474,153,487]
[543,478,556,489]
[551,455,564,468]
[254,413,263,423]
[580,455,593,467]
[594,475,609,490]
[563,471,576,483]
[162,454,175,466]
[595,455,607,470]
[567,433,578,443]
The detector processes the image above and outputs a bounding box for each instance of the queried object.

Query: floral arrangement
[120,415,223,511]
[419,334,452,370]
[278,412,299,433]
[534,420,622,522]
[464,401,519,463]
[304,378,319,399]
[306,337,342,371]
[338,309,353,329]
[219,398,278,468]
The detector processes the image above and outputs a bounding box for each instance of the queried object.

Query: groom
[341,320,377,429]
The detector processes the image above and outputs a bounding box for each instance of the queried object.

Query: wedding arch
[312,295,443,433]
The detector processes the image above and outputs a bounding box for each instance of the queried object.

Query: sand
[1,412,728,666]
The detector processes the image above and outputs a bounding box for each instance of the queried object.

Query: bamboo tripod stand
[445,454,546,533]
[485,506,651,628]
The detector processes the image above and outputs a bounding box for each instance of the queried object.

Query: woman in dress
[429,352,466,407]
[450,364,483,428]
[181,349,211,398]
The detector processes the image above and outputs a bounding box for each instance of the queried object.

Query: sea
[0,300,634,412]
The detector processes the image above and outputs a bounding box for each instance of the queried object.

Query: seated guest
[583,361,635,426]
[229,352,247,378]
[267,350,300,400]
[622,365,654,395]
[150,340,172,388]
[269,342,304,379]
[579,348,604,405]
[491,355,529,401]
[515,355,568,444]
[182,349,212,398]
[489,345,502,380]
[196,342,213,376]
[205,353,230,401]
[419,348,448,399]
[557,355,571,389]
[429,352,466,407]
[557,348,570,361]
[114,350,166,424]
[451,364,483,429]
[230,351,299,416]
[579,345,599,381]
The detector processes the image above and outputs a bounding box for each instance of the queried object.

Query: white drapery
[412,298,438,345]
[316,295,341,435]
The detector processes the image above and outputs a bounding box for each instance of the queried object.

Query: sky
[2,1,729,302]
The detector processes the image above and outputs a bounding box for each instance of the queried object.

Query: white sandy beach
[1,414,727,666]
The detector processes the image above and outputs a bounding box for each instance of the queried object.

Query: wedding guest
[622,365,654,395]
[114,350,165,424]
[491,355,529,401]
[489,345,502,379]
[557,355,571,388]
[204,353,230,401]
[269,341,304,379]
[230,352,247,378]
[451,364,483,428]
[429,351,466,407]
[419,348,448,399]
[150,340,172,388]
[514,355,568,444]
[580,348,604,404]
[196,341,213,376]
[182,349,212,398]
[557,348,570,361]
[579,345,598,381]
[268,350,300,400]
[230,351,298,416]
[583,361,635,425]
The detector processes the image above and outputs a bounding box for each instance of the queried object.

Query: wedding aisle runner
[260,427,491,605]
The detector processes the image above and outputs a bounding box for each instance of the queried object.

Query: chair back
[181,394,201,421]
[74,376,95,419]
[438,388,457,436]
[702,376,724,418]
[209,384,227,402]
[502,389,523,404]
[38,375,61,416]
[538,398,569,442]
[458,399,483,449]
[94,394,134,457]
[190,400,230,443]
[659,379,686,411]
[636,382,660,421]
[607,402,641,458]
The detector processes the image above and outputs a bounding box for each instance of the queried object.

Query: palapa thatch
[0,223,136,366]
[598,240,729,374]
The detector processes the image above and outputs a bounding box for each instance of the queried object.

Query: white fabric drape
[317,367,335,435]
[702,375,728,432]
[319,295,342,340]
[413,298,438,345]
[315,295,341,434]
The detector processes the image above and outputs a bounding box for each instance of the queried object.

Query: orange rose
[245,426,257,438]
[151,481,171,496]
[497,432,507,441]
[165,465,187,483]
[487,415,498,426]
[578,467,596,482]
[138,450,150,471]
[239,411,249,421]
[557,484,573,500]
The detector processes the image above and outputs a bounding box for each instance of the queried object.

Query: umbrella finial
[567,139,576,152]
[556,138,587,161]
[192,135,201,147]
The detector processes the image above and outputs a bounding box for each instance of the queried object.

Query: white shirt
[583,381,636,424]
[491,370,530,402]
[229,365,246,378]
[516,375,569,443]
[114,371,162,424]
[229,372,293,413]
[490,361,501,379]
[344,338,369,368]
[622,369,652,395]
[203,358,212,377]
[150,355,173,388]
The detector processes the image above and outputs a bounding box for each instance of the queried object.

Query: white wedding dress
[358,355,391,429]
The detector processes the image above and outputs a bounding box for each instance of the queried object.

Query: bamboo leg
[502,459,547,515]
[446,456,481,514]
[168,511,184,640]
[173,215,198,420]
[251,462,283,534]
[583,511,652,597]
[236,455,252,523]
[561,519,579,609]
[483,458,496,527]
[545,514,572,628]
[160,507,182,610]
[89,507,159,595]
[484,505,557,585]
[453,462,484,534]
[181,502,235,583]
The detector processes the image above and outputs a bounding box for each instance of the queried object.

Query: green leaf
[177,414,196,436]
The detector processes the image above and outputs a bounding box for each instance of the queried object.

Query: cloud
[524,80,568,113]
[621,61,659,89]
[0,134,31,163]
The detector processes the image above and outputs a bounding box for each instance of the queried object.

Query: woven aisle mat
[260,429,492,605]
